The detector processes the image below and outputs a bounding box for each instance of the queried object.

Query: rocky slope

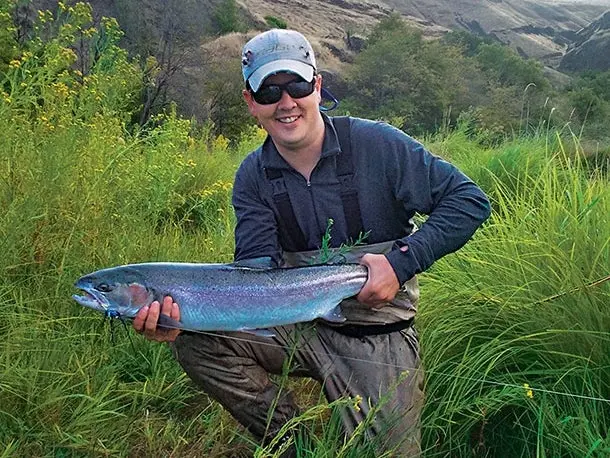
[240,0,610,67]
[559,10,610,72]
[31,0,610,71]
[28,0,610,123]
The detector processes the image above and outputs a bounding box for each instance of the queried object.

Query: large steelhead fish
[73,258,368,334]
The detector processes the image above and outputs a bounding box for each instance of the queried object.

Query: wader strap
[265,116,364,251]
[332,116,365,242]
[264,167,308,250]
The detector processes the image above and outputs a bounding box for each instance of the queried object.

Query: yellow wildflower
[353,394,363,412]
[83,27,96,38]
[52,82,70,97]
[523,383,534,399]
[60,48,76,61]
[212,135,229,151]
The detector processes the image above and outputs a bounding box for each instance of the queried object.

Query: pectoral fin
[321,305,346,323]
[157,314,184,331]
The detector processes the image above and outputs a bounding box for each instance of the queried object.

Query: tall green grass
[0,5,260,455]
[421,130,609,457]
[1,3,608,457]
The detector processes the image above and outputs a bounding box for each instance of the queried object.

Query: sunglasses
[250,79,316,105]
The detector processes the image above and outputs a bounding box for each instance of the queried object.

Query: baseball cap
[242,29,317,92]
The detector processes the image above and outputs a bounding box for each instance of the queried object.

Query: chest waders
[171,117,424,457]
[265,116,419,333]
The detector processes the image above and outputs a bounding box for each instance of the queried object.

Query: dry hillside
[29,0,610,122]
[240,0,609,65]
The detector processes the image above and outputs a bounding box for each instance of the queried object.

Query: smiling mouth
[277,115,299,124]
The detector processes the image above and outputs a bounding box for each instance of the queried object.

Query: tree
[441,30,494,57]
[213,0,243,35]
[202,46,255,141]
[475,43,548,90]
[114,0,201,126]
[342,15,468,134]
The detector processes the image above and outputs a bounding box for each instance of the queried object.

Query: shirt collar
[260,113,342,170]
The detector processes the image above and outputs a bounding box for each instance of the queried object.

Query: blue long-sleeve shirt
[232,114,491,284]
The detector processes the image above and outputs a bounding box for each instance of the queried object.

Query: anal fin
[240,328,276,338]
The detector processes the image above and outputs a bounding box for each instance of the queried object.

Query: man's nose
[276,88,297,108]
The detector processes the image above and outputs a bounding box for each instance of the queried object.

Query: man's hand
[133,295,182,342]
[357,253,400,309]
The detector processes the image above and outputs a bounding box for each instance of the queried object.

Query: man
[134,29,491,456]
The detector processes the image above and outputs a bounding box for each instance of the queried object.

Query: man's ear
[243,89,257,116]
[315,74,323,103]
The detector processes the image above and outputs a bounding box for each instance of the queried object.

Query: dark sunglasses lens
[286,81,315,98]
[253,86,282,104]
[253,80,314,105]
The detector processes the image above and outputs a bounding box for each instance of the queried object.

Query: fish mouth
[72,290,107,313]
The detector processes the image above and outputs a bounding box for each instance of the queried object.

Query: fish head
[72,266,156,319]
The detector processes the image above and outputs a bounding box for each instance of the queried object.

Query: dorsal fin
[232,256,275,269]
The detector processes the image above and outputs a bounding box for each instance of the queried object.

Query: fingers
[133,296,182,342]
[160,295,174,317]
[170,300,180,321]
[158,296,182,341]
[132,305,149,332]
[144,300,161,336]
[356,285,388,309]
[357,253,400,308]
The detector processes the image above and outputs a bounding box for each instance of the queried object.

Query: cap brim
[247,60,315,92]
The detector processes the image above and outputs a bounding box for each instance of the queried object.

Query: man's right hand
[133,295,182,342]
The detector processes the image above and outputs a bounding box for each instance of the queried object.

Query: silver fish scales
[73,258,368,334]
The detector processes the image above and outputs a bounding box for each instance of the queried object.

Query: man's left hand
[357,253,400,309]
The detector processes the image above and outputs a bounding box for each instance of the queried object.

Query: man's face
[243,72,323,153]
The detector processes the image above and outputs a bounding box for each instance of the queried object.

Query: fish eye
[95,283,113,292]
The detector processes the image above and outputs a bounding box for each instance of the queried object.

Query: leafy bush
[563,70,610,140]
[213,0,243,34]
[475,43,548,90]
[265,15,287,29]
[342,15,468,134]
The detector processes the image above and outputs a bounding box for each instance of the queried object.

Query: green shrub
[213,0,243,34]
[264,15,287,29]
[342,15,469,134]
